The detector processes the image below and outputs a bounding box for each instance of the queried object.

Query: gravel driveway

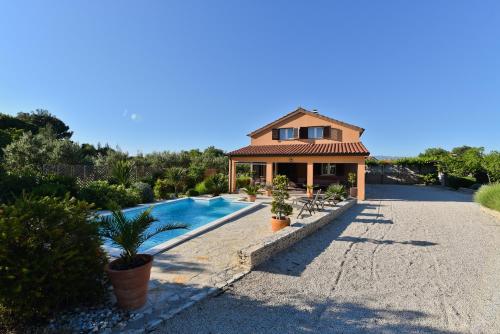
[157,185,500,333]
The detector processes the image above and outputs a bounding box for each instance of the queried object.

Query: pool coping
[103,196,260,257]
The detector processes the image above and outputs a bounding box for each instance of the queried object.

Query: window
[308,127,324,139]
[321,163,336,175]
[279,128,295,140]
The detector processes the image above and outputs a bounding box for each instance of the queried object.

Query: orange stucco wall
[250,112,361,145]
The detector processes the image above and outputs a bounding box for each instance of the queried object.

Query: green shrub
[236,175,252,189]
[0,174,77,204]
[325,184,347,200]
[153,178,174,199]
[420,173,438,186]
[0,195,107,326]
[194,181,208,195]
[163,167,188,196]
[204,173,228,196]
[78,180,140,209]
[474,183,500,212]
[0,174,39,203]
[446,175,476,190]
[131,182,154,203]
[110,160,133,186]
[186,189,200,197]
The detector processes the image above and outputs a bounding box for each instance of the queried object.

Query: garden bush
[236,175,252,189]
[420,173,438,185]
[186,189,200,197]
[474,183,500,212]
[0,173,39,203]
[131,182,154,203]
[446,175,476,190]
[0,195,107,326]
[204,173,228,196]
[0,174,77,203]
[153,178,174,199]
[194,181,208,195]
[78,180,140,209]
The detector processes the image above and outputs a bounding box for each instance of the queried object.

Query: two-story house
[227,107,370,200]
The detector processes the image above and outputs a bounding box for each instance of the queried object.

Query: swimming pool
[103,197,256,256]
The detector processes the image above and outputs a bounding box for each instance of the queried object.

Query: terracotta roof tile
[228,142,370,157]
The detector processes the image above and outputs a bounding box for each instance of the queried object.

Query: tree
[483,151,500,183]
[418,147,449,160]
[2,126,83,175]
[17,109,73,139]
[3,131,56,175]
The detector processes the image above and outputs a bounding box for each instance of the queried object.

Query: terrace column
[307,162,314,187]
[265,162,273,185]
[230,159,237,193]
[357,162,366,200]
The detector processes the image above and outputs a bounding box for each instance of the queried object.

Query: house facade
[227,107,370,200]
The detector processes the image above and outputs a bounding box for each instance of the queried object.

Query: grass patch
[474,183,500,212]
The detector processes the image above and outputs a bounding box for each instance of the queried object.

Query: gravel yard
[158,185,500,334]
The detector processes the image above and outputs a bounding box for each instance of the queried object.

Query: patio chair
[295,189,322,218]
[316,193,340,210]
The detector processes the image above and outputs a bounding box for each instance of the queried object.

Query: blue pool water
[103,198,250,253]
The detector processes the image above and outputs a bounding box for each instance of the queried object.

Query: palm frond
[141,223,188,244]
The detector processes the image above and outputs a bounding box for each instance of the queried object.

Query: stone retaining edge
[237,198,357,270]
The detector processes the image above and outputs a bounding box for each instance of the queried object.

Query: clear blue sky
[1,0,499,156]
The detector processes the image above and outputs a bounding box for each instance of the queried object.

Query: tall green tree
[483,151,500,183]
[17,109,73,139]
[2,126,82,175]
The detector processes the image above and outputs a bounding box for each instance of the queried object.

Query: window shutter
[299,127,308,139]
[332,128,343,141]
[272,128,279,140]
[293,128,299,139]
[323,126,331,139]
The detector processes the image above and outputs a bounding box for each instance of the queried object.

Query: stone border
[238,198,357,270]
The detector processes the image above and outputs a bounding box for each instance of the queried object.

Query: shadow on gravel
[366,185,472,203]
[258,203,380,277]
[336,236,438,247]
[161,292,460,334]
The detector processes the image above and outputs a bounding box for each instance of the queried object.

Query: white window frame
[321,163,337,176]
[308,127,324,139]
[279,128,295,140]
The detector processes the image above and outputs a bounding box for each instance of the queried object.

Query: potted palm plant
[326,184,347,202]
[242,184,260,202]
[264,183,273,197]
[348,172,357,198]
[100,207,187,309]
[270,175,293,232]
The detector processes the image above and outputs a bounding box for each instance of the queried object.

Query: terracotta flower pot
[350,187,358,198]
[248,194,256,202]
[106,254,153,310]
[270,216,291,232]
[266,190,272,197]
[307,191,313,199]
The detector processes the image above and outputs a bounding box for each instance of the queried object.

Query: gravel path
[157,185,500,334]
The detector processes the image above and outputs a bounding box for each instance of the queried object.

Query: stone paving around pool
[117,194,355,333]
[116,194,273,333]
